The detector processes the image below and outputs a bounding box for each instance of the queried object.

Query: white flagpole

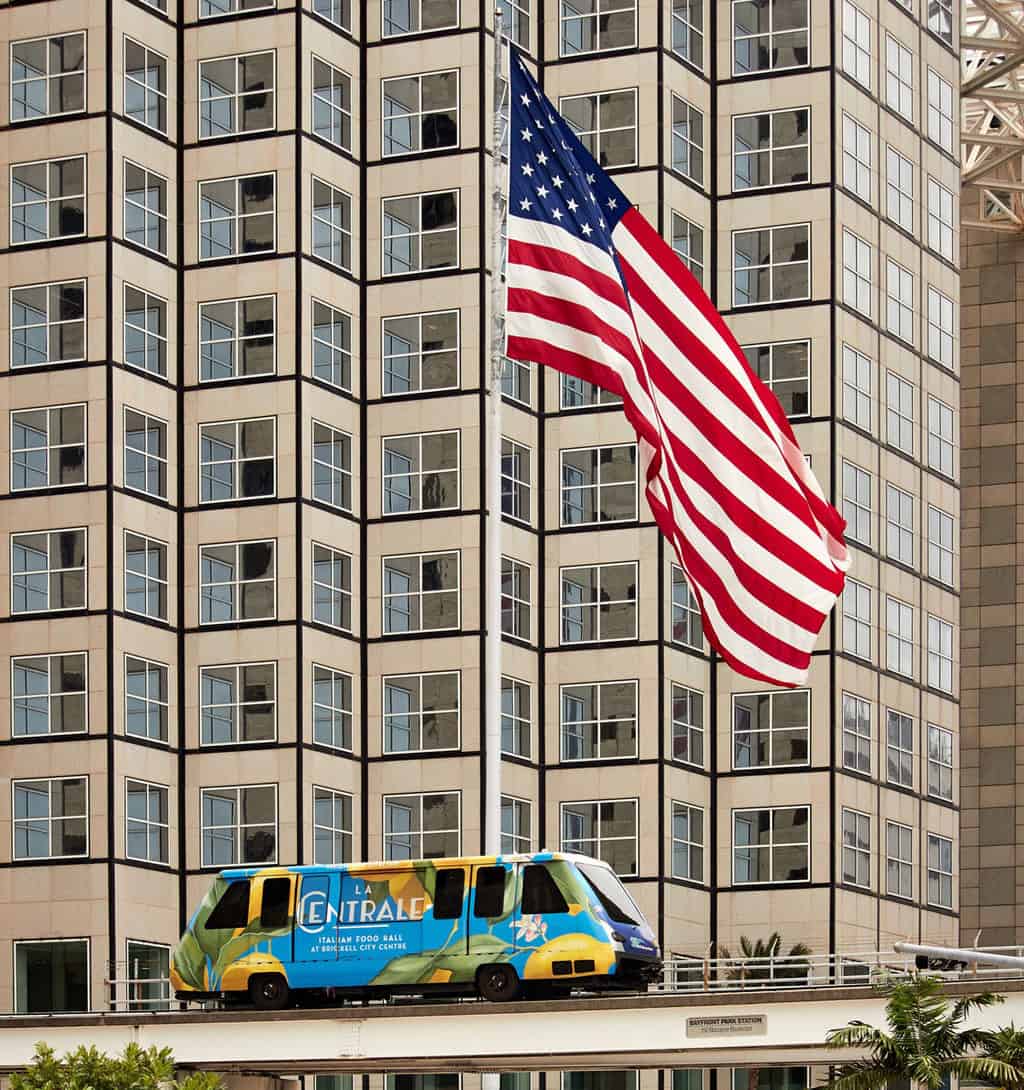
[484,7,509,859]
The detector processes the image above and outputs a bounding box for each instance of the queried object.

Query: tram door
[468,862,516,959]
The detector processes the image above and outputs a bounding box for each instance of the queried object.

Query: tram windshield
[577,862,643,925]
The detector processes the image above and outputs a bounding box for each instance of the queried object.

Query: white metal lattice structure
[963,1,1024,230]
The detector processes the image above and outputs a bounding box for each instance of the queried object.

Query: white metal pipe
[483,9,508,860]
[894,942,1024,968]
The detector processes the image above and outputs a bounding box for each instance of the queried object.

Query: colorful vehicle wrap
[171,851,660,1002]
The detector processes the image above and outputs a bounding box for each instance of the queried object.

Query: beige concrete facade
[0,0,959,1017]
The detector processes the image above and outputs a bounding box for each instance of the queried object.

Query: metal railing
[654,947,1024,994]
[89,947,1024,1013]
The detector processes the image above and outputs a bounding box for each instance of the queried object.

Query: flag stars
[606,197,617,210]
[520,93,531,106]
[536,185,549,198]
[551,208,563,221]
[521,128,532,141]
[586,173,595,183]
[521,163,534,176]
[567,198,579,212]
[580,223,593,237]
[537,151,548,165]
[520,197,532,210]
[552,175,563,188]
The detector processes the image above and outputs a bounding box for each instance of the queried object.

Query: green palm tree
[716,932,812,982]
[822,976,1024,1090]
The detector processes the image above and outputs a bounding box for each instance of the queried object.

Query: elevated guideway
[5,954,1024,1072]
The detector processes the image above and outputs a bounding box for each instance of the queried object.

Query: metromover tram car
[171,851,661,1008]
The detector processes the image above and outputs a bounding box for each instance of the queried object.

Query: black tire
[477,963,521,1002]
[250,973,290,1011]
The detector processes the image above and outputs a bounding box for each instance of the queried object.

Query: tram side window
[433,868,466,919]
[261,877,291,928]
[205,879,251,929]
[521,864,569,914]
[474,866,507,917]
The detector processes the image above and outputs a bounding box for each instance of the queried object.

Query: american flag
[503,53,849,687]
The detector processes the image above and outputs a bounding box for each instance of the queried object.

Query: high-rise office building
[0,0,960,1015]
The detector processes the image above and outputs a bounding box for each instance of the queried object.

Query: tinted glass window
[521,864,569,914]
[474,866,507,918]
[577,863,641,924]
[260,877,291,928]
[433,868,465,919]
[205,879,251,929]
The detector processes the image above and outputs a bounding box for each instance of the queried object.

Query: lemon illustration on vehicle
[219,952,287,992]
[522,933,615,979]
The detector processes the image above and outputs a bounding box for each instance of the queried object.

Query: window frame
[11,155,87,245]
[671,682,704,768]
[501,555,531,641]
[381,0,461,37]
[926,832,953,908]
[841,112,872,202]
[10,402,87,492]
[559,88,639,171]
[885,819,914,900]
[123,406,168,499]
[311,175,353,272]
[842,577,872,660]
[198,49,277,140]
[381,188,460,277]
[312,663,354,752]
[842,459,872,546]
[732,804,811,886]
[198,538,277,625]
[559,443,639,527]
[501,794,532,854]
[560,679,639,763]
[382,309,460,396]
[381,550,461,635]
[732,106,810,192]
[11,279,87,369]
[670,93,704,183]
[842,228,872,317]
[382,790,462,860]
[886,371,915,455]
[124,284,168,377]
[200,783,279,869]
[732,688,811,771]
[382,670,461,755]
[13,938,90,1014]
[12,775,89,860]
[198,171,277,262]
[927,723,954,801]
[199,661,278,747]
[842,0,871,88]
[842,344,872,431]
[311,420,353,512]
[311,55,352,152]
[11,652,88,738]
[382,429,461,515]
[312,541,353,632]
[501,675,532,759]
[841,806,871,889]
[381,68,460,159]
[732,222,811,307]
[124,530,169,622]
[886,708,914,788]
[10,32,87,123]
[926,285,955,369]
[560,797,640,877]
[125,654,169,744]
[559,0,638,56]
[884,33,914,121]
[927,68,954,153]
[927,504,955,587]
[198,293,277,382]
[123,159,168,256]
[927,614,954,693]
[198,415,277,504]
[731,0,810,77]
[926,395,955,478]
[841,691,871,774]
[312,298,353,392]
[11,527,88,615]
[123,37,167,134]
[313,785,354,866]
[885,595,914,678]
[885,145,914,232]
[885,483,914,566]
[927,176,955,261]
[560,560,639,644]
[124,777,170,865]
[671,801,704,882]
